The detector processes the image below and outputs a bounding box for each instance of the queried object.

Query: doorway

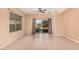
[32,18,52,34]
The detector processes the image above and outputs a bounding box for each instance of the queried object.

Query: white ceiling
[19,8,65,15]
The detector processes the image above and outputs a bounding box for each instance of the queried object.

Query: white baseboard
[64,34,79,44]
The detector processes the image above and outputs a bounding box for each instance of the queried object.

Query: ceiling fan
[33,8,47,13]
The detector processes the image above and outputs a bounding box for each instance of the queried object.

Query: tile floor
[2,33,79,50]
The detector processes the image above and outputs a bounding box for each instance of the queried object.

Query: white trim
[64,34,79,44]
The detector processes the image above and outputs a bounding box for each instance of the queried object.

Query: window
[9,12,22,32]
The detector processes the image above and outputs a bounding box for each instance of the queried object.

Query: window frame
[9,12,22,33]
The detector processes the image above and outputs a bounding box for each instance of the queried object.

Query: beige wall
[54,13,64,36]
[25,15,33,34]
[59,8,79,42]
[0,8,26,49]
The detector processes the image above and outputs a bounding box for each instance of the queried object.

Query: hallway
[2,33,79,50]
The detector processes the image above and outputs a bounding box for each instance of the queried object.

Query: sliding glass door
[32,18,52,34]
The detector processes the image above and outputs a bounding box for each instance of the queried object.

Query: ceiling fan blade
[39,8,47,11]
[33,8,46,13]
[33,10,40,12]
[40,11,45,13]
[43,9,47,11]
